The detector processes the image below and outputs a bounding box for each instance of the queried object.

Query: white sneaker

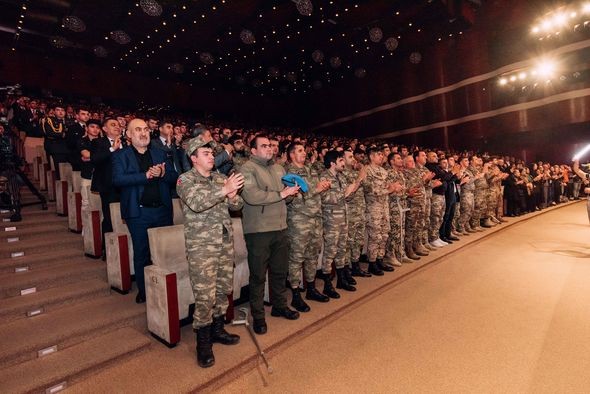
[429,241,443,248]
[436,238,449,246]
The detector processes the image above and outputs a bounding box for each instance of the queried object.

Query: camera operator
[0,121,47,221]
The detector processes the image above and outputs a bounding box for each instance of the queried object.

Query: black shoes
[253,318,267,335]
[321,273,341,299]
[291,288,311,312]
[351,261,371,277]
[211,315,240,345]
[196,325,215,368]
[447,235,460,241]
[376,259,394,272]
[305,281,330,303]
[343,266,357,285]
[336,268,356,292]
[368,262,384,276]
[270,307,300,320]
[135,292,146,304]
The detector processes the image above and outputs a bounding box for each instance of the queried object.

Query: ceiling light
[498,78,508,86]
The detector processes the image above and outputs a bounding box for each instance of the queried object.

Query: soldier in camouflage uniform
[384,153,412,265]
[341,149,371,277]
[458,157,476,234]
[176,136,244,368]
[425,151,446,247]
[285,142,331,312]
[319,150,358,298]
[485,164,502,225]
[363,147,400,274]
[403,155,427,259]
[415,151,436,250]
[471,157,489,231]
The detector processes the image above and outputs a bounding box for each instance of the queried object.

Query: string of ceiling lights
[530,2,590,40]
[10,1,28,51]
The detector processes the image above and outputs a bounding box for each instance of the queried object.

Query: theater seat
[105,202,134,293]
[172,198,184,225]
[55,163,72,216]
[82,186,102,258]
[67,171,82,232]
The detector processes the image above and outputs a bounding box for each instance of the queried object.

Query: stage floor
[72,201,590,393]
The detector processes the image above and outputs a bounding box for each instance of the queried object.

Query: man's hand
[112,136,122,150]
[357,165,367,183]
[460,176,470,185]
[81,149,90,161]
[387,182,403,193]
[222,173,245,197]
[280,184,300,199]
[431,179,443,188]
[407,186,423,197]
[315,179,331,193]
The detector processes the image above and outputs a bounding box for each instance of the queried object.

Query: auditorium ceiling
[0,0,480,97]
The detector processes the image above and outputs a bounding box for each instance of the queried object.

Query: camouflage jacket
[340,167,365,213]
[176,168,243,245]
[387,167,407,199]
[471,166,488,191]
[320,169,346,211]
[461,167,476,192]
[363,164,389,204]
[403,168,425,200]
[285,163,323,218]
[416,163,432,191]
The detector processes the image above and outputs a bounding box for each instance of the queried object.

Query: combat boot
[196,325,215,368]
[321,273,341,299]
[490,216,501,224]
[376,258,394,272]
[367,262,384,276]
[343,265,357,285]
[481,218,494,228]
[351,261,371,277]
[383,254,402,267]
[290,288,311,312]
[306,281,329,302]
[424,243,436,251]
[336,268,356,291]
[405,245,421,261]
[401,256,415,263]
[414,245,429,256]
[211,315,240,345]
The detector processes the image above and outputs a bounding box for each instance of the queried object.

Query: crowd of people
[1,93,586,368]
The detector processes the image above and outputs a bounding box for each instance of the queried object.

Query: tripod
[0,162,47,222]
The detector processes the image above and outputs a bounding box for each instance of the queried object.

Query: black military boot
[211,315,240,345]
[321,273,341,299]
[343,265,357,285]
[368,262,384,276]
[291,287,311,312]
[376,258,394,272]
[305,281,329,303]
[196,325,215,368]
[351,261,371,277]
[336,268,356,292]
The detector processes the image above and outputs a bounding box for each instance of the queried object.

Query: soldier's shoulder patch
[177,177,182,186]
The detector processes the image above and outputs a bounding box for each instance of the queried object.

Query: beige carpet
[216,202,590,393]
[68,201,590,393]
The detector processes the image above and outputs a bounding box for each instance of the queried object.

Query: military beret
[281,173,309,193]
[186,136,211,155]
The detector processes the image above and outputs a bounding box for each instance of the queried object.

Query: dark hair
[286,142,304,158]
[102,117,117,127]
[76,107,89,114]
[228,134,242,145]
[387,152,400,163]
[366,146,381,157]
[413,150,425,160]
[250,133,269,149]
[324,150,343,169]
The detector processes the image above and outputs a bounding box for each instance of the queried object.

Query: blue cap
[281,173,309,193]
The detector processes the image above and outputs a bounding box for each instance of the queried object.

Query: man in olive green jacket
[239,134,301,335]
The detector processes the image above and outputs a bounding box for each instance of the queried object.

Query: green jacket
[239,155,288,234]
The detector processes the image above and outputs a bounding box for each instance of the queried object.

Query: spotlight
[510,75,517,82]
[518,72,527,80]
[553,13,568,27]
[499,78,508,86]
[532,26,540,34]
[535,59,557,78]
[584,3,590,14]
[541,19,553,31]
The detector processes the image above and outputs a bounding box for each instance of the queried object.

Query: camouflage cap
[186,136,210,155]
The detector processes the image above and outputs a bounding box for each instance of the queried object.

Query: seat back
[172,198,184,225]
[71,171,82,193]
[109,202,130,234]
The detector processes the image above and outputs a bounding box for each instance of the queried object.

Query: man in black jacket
[66,107,90,171]
[91,118,123,257]
[41,103,69,180]
[439,157,462,243]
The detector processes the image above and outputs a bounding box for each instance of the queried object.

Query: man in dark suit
[112,118,178,303]
[66,107,90,171]
[150,120,182,174]
[91,118,123,257]
[41,103,69,180]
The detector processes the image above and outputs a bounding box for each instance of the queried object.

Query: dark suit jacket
[112,146,178,220]
[90,137,115,193]
[66,122,86,170]
[150,137,182,174]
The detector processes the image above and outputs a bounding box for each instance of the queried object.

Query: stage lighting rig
[531,2,590,40]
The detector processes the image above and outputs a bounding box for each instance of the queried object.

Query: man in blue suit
[112,118,178,303]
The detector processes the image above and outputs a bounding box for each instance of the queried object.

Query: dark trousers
[440,198,457,239]
[126,206,172,295]
[99,190,119,253]
[244,230,289,320]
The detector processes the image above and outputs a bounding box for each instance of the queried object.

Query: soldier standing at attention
[319,150,360,298]
[403,155,427,260]
[458,157,476,234]
[341,149,371,278]
[176,136,245,368]
[285,142,331,312]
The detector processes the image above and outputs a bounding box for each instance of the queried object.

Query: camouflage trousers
[453,202,461,231]
[422,190,432,245]
[366,200,390,261]
[346,208,366,263]
[459,192,474,231]
[386,197,407,260]
[287,214,322,287]
[429,194,446,242]
[405,197,425,248]
[322,209,348,273]
[486,188,498,217]
[471,191,486,227]
[187,236,234,330]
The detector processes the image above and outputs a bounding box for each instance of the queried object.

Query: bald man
[112,118,178,303]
